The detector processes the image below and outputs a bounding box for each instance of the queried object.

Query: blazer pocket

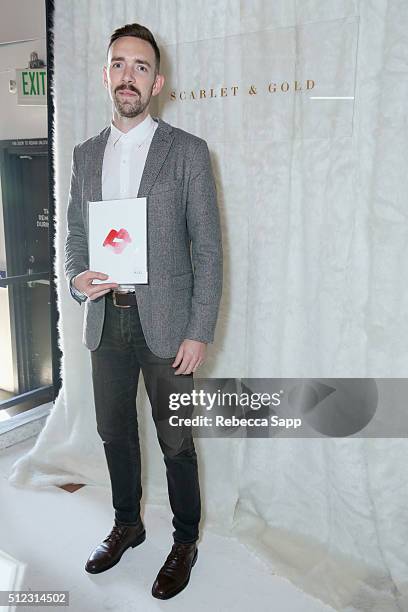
[172,272,194,290]
[150,178,182,195]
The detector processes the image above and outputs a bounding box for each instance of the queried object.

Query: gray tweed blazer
[63,116,223,357]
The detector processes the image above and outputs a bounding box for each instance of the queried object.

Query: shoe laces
[164,543,193,571]
[103,524,127,545]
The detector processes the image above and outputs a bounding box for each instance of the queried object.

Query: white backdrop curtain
[8,1,408,610]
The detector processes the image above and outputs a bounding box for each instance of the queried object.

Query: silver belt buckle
[112,290,132,308]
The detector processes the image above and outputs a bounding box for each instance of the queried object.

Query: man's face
[103,36,164,118]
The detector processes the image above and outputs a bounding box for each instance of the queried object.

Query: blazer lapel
[137,116,174,196]
[90,126,110,202]
[90,116,174,201]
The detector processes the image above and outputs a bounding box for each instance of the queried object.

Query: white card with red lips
[88,197,148,284]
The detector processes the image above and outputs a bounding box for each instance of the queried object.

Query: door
[0,140,54,417]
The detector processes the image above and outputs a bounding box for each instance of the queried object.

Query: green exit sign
[16,68,47,105]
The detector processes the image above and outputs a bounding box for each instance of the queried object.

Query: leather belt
[108,290,137,308]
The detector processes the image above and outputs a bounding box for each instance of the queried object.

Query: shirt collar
[109,114,155,148]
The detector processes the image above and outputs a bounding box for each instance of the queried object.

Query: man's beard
[113,85,152,118]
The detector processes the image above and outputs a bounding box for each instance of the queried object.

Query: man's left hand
[172,339,207,375]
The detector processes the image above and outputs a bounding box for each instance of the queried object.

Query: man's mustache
[116,85,140,95]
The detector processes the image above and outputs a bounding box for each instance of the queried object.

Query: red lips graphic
[103,228,132,254]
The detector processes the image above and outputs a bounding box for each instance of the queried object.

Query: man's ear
[152,74,165,97]
[102,65,108,89]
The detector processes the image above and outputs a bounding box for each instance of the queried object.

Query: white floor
[0,436,336,612]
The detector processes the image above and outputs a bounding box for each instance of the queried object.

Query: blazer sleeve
[183,139,223,343]
[64,145,89,306]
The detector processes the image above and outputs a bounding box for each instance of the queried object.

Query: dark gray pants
[90,292,201,543]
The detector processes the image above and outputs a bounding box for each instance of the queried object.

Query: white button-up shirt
[102,113,158,290]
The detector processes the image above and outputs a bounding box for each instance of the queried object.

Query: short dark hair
[107,23,160,74]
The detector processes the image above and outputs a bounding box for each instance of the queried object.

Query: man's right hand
[73,271,119,300]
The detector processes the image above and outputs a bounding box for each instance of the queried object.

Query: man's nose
[122,65,135,82]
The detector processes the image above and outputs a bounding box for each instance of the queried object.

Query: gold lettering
[169,79,315,101]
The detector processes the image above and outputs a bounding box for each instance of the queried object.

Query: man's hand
[73,270,119,300]
[172,339,207,375]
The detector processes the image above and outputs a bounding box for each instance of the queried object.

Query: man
[64,23,222,600]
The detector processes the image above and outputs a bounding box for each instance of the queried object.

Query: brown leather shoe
[151,542,198,599]
[85,521,146,574]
